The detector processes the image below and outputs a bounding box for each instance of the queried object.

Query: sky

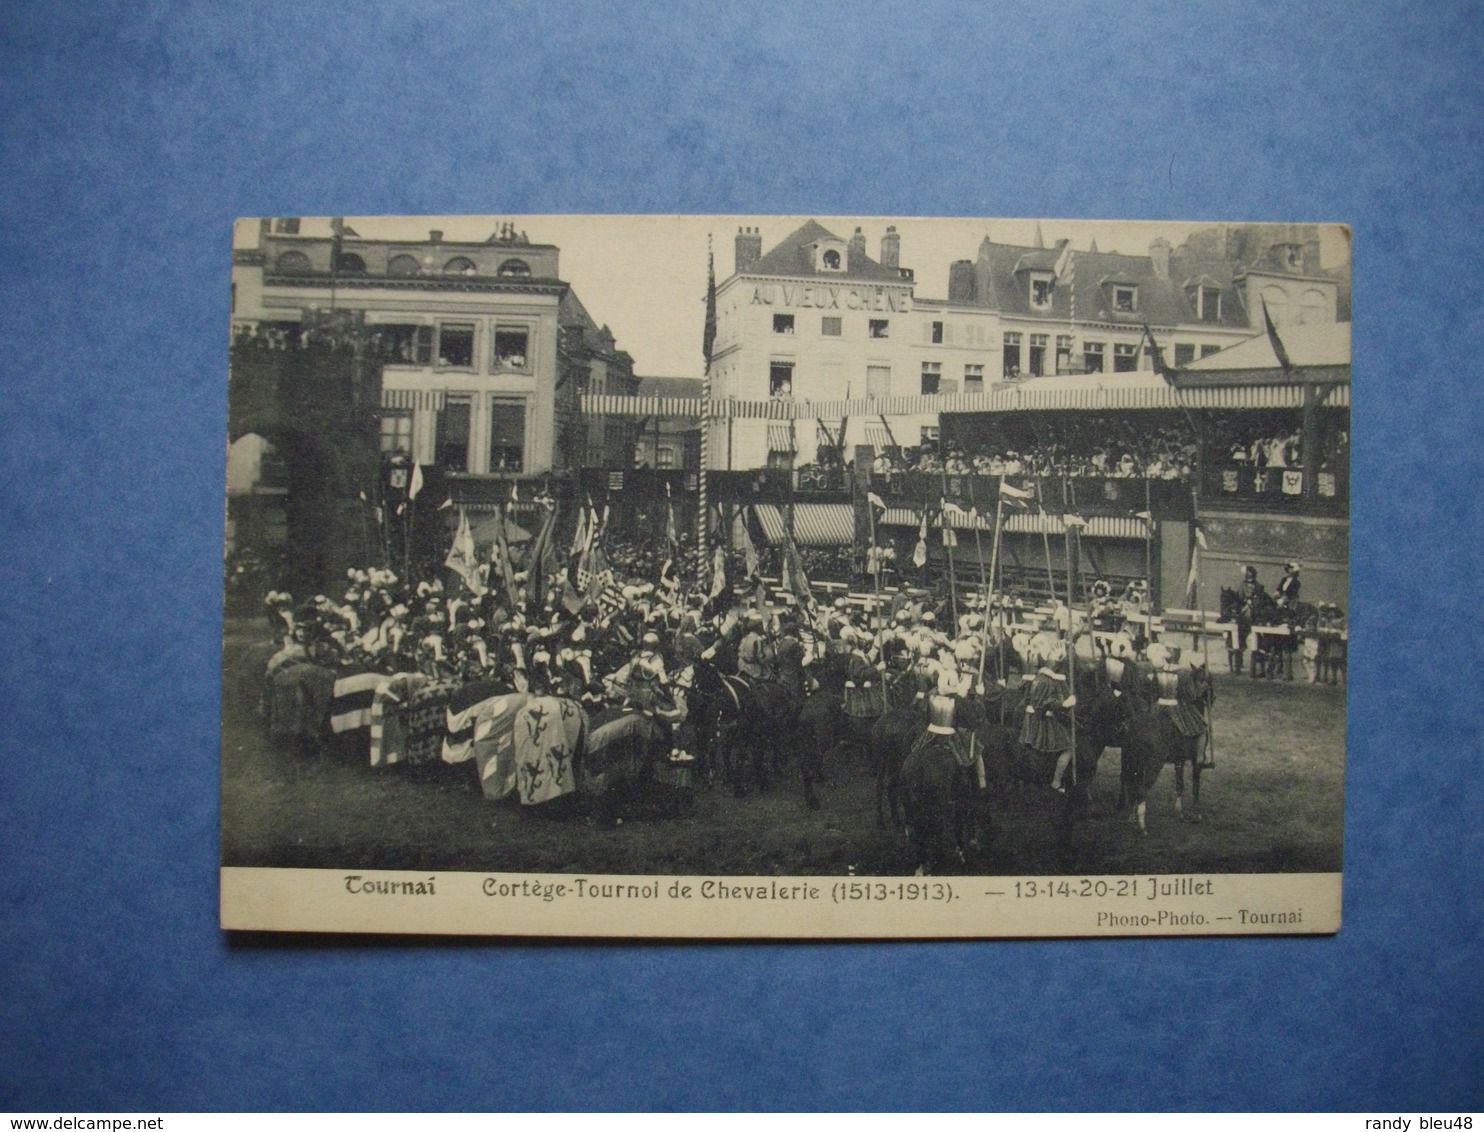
[235,214,1351,378]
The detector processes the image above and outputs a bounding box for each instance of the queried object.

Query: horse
[1118,702,1209,834]
[687,657,809,806]
[577,704,674,825]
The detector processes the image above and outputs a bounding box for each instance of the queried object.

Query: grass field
[221,620,1345,877]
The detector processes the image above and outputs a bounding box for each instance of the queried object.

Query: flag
[781,533,814,609]
[940,500,969,522]
[1061,514,1088,529]
[445,508,487,596]
[408,462,424,500]
[702,243,717,369]
[708,542,727,600]
[1134,510,1154,522]
[1053,241,1074,285]
[1194,524,1208,551]
[999,480,1032,509]
[528,501,560,611]
[437,498,453,511]
[1262,298,1295,372]
[913,512,928,568]
[1186,539,1201,601]
[867,491,887,510]
[489,508,519,608]
[1142,324,1175,382]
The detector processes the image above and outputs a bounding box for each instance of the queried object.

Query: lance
[1063,474,1081,790]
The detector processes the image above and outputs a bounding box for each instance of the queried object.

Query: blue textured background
[2,0,1480,1112]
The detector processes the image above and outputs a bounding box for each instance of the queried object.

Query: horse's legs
[1173,759,1186,815]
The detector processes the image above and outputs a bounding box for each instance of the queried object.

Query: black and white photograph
[220,213,1349,937]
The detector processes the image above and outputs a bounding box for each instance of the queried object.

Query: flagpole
[1063,474,1079,792]
[867,494,881,629]
[986,494,1006,721]
[699,234,716,582]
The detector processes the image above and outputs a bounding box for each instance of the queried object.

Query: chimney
[849,226,867,265]
[1149,237,1170,280]
[430,229,443,244]
[880,225,900,270]
[948,260,976,304]
[735,226,762,272]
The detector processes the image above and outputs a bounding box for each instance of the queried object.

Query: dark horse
[1221,585,1306,679]
[1119,707,1208,833]
[687,658,814,807]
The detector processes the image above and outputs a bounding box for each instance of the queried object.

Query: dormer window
[1282,244,1303,270]
[822,249,841,270]
[1113,286,1137,313]
[1199,286,1222,322]
[1030,272,1055,310]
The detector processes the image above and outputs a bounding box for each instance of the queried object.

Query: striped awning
[864,425,893,448]
[880,507,1146,540]
[767,423,797,453]
[381,388,447,411]
[579,382,1348,419]
[753,503,856,547]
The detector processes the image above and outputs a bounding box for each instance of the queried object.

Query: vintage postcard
[221,214,1348,936]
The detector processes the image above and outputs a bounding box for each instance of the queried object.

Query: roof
[965,234,1251,331]
[748,220,906,283]
[1180,321,1350,372]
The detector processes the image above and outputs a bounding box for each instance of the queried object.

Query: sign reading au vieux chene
[749,282,912,312]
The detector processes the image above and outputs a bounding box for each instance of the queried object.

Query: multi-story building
[231,218,638,502]
[709,220,934,469]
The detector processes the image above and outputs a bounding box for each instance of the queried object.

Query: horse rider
[842,625,886,722]
[1276,561,1302,608]
[1020,640,1077,793]
[1232,565,1265,674]
[736,610,775,684]
[1153,645,1210,762]
[607,630,670,714]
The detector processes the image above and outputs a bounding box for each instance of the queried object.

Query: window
[436,396,472,470]
[1113,286,1137,313]
[773,314,795,334]
[1299,288,1328,324]
[1003,331,1022,377]
[1174,343,1196,367]
[657,446,677,469]
[275,250,312,273]
[822,249,841,270]
[493,326,530,370]
[272,218,300,234]
[769,361,794,398]
[1056,334,1074,373]
[1029,333,1048,377]
[1030,273,1054,309]
[866,364,891,398]
[335,252,366,274]
[497,258,531,277]
[820,316,842,337]
[920,362,942,395]
[1113,343,1140,372]
[964,363,984,393]
[1200,286,1221,322]
[379,324,432,365]
[387,254,421,277]
[378,412,412,455]
[488,397,526,473]
[443,256,477,275]
[931,320,944,344]
[921,426,939,445]
[437,323,475,368]
[1200,344,1222,358]
[868,319,890,339]
[1083,341,1105,373]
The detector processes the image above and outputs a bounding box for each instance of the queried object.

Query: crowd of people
[870,416,1201,481]
[258,547,1219,799]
